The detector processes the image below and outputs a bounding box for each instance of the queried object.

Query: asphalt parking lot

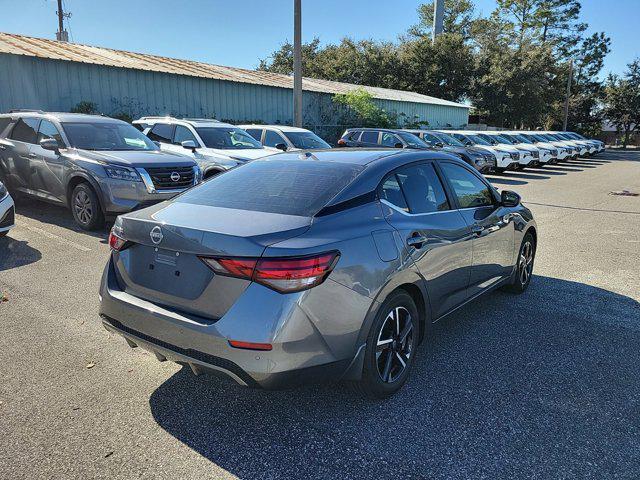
[1,150,639,479]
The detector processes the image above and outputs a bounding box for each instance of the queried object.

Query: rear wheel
[71,183,104,231]
[501,232,536,293]
[355,291,419,399]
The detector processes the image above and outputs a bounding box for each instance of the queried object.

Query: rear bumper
[98,258,369,389]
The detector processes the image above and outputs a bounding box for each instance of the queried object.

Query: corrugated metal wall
[0,53,469,129]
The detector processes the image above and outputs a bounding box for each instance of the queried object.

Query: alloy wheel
[376,306,414,383]
[74,190,93,225]
[518,240,534,286]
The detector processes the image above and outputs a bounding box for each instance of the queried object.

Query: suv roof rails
[8,109,45,114]
[183,117,220,123]
[135,115,179,121]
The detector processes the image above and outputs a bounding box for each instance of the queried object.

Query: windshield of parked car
[62,122,157,151]
[195,127,263,149]
[493,134,515,144]
[176,159,364,216]
[432,132,465,147]
[511,134,533,144]
[285,131,331,149]
[465,134,492,146]
[397,132,429,148]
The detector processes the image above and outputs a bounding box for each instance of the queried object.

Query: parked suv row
[337,128,496,173]
[0,111,201,230]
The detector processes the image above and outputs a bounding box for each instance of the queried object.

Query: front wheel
[502,232,536,294]
[71,183,105,231]
[354,291,420,399]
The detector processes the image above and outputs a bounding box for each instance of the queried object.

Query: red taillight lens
[199,251,339,293]
[228,340,273,351]
[108,229,128,251]
[337,138,346,146]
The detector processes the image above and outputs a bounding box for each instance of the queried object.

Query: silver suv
[0,111,201,230]
[134,117,277,179]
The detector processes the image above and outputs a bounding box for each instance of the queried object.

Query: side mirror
[434,141,444,148]
[181,140,197,151]
[40,138,59,152]
[275,143,288,152]
[394,142,404,149]
[501,190,521,207]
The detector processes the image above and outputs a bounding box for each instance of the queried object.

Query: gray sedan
[99,149,537,398]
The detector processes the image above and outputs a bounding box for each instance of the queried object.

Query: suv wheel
[71,183,104,231]
[355,290,420,399]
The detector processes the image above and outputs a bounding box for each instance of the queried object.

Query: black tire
[501,231,536,294]
[354,290,420,399]
[70,183,104,231]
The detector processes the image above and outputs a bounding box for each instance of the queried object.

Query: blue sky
[1,0,637,77]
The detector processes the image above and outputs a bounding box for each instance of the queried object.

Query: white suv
[444,131,520,172]
[238,125,331,151]
[134,117,278,178]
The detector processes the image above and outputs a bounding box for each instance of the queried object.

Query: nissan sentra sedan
[99,149,537,398]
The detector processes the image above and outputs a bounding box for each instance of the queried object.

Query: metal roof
[0,32,469,110]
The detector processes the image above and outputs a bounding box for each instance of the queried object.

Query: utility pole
[56,0,70,42]
[293,0,303,127]
[432,0,444,43]
[562,59,573,131]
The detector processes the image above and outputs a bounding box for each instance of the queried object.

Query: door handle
[28,153,37,158]
[471,224,484,235]
[407,235,427,248]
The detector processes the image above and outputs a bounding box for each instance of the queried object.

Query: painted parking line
[15,223,92,252]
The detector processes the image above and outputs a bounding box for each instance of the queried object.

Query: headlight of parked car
[0,181,7,199]
[104,166,141,182]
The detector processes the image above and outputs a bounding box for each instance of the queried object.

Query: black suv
[337,128,433,149]
[404,129,497,173]
[0,111,201,230]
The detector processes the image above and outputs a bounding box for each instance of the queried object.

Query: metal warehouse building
[0,32,470,136]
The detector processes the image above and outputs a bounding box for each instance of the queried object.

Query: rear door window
[10,118,40,144]
[177,159,363,217]
[396,163,450,213]
[147,123,174,143]
[379,175,409,212]
[360,131,379,144]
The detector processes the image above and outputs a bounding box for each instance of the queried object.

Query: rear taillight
[337,138,347,146]
[108,228,129,251]
[200,251,339,293]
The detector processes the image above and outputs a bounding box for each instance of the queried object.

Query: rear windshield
[176,159,364,217]
[286,131,331,149]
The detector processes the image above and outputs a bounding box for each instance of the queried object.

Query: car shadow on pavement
[485,176,528,186]
[148,276,640,479]
[0,236,42,271]
[13,196,111,241]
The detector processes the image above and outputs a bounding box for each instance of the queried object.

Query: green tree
[258,37,324,77]
[408,0,478,40]
[398,33,475,102]
[603,59,640,148]
[333,88,395,128]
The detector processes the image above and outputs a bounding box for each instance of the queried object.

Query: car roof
[238,124,311,133]
[345,127,408,133]
[0,111,128,124]
[275,148,473,207]
[134,116,233,128]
